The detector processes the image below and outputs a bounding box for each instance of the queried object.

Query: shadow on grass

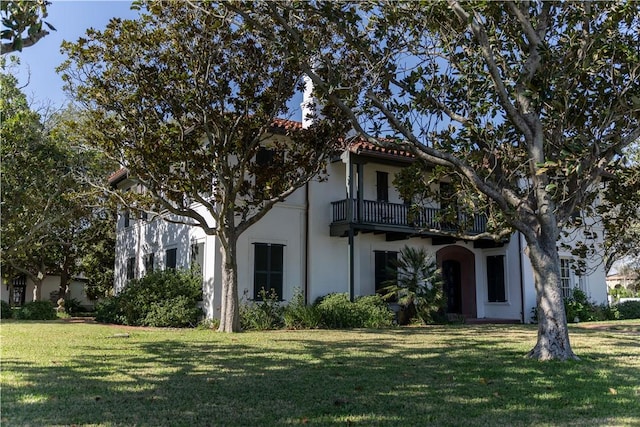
[1,324,639,426]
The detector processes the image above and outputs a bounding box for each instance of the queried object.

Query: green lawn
[1,320,639,426]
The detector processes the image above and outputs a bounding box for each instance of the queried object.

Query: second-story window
[376,171,389,202]
[256,147,280,196]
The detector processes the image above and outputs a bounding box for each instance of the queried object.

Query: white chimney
[300,73,317,129]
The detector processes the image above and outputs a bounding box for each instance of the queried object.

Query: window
[376,171,389,202]
[486,255,506,302]
[11,275,26,306]
[126,257,136,281]
[165,248,177,270]
[255,147,282,196]
[374,250,398,294]
[256,147,275,166]
[123,211,130,228]
[577,274,587,294]
[190,242,205,276]
[253,243,284,300]
[190,242,205,301]
[560,258,572,299]
[144,253,154,274]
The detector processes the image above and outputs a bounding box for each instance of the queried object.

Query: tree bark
[217,235,241,332]
[32,278,42,301]
[525,229,578,361]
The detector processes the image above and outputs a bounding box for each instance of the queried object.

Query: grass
[1,320,639,426]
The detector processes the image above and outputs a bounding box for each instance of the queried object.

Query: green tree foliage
[1,0,54,54]
[59,1,350,332]
[77,211,116,301]
[232,1,640,360]
[1,64,115,302]
[601,142,640,274]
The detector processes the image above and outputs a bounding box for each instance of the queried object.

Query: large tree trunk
[58,250,74,301]
[525,230,578,361]
[58,267,70,301]
[217,236,241,332]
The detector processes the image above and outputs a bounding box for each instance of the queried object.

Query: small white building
[110,130,608,324]
[1,274,93,308]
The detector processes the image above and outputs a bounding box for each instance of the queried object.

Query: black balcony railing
[331,199,487,234]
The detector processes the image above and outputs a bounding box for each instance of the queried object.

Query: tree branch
[447,0,534,141]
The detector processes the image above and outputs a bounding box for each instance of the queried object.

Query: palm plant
[382,246,445,324]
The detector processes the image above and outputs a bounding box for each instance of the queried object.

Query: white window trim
[485,252,510,304]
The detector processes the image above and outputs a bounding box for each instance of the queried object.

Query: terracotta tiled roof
[108,168,128,185]
[349,138,415,160]
[270,118,303,131]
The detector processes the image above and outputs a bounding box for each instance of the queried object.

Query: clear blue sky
[12,1,139,108]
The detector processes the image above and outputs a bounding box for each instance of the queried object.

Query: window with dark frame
[190,242,205,276]
[144,253,154,274]
[165,248,177,270]
[374,250,398,295]
[256,147,277,195]
[11,275,27,306]
[486,255,506,302]
[124,211,130,228]
[376,171,389,202]
[190,242,205,301]
[256,147,275,166]
[126,257,136,281]
[253,243,284,300]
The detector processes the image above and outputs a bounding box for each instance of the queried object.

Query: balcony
[330,199,487,238]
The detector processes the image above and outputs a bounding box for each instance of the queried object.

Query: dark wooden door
[442,260,462,313]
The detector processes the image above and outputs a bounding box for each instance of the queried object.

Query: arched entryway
[436,245,477,318]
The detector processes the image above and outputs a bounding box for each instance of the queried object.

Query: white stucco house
[109,110,608,324]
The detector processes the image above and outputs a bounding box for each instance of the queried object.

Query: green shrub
[617,300,640,319]
[15,301,57,320]
[63,298,84,316]
[240,288,284,330]
[95,297,124,324]
[142,295,202,327]
[95,269,202,327]
[354,295,394,328]
[197,318,220,330]
[595,303,619,321]
[564,288,611,322]
[1,300,13,319]
[283,289,321,329]
[315,293,394,329]
[315,293,360,328]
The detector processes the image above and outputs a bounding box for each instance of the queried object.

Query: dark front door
[442,260,462,313]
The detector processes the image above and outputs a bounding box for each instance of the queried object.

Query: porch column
[356,162,364,223]
[346,153,355,301]
[348,227,355,302]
